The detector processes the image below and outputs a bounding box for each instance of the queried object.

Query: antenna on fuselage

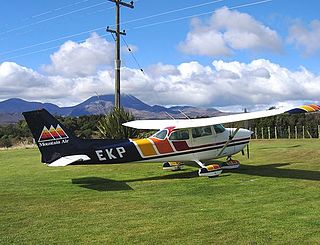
[165,111,176,120]
[178,109,190,119]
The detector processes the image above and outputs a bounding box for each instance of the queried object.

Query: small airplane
[23,104,320,177]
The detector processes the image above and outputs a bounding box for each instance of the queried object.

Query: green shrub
[0,137,12,148]
[97,107,137,139]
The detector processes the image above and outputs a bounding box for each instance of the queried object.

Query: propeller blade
[247,144,250,159]
[241,149,245,156]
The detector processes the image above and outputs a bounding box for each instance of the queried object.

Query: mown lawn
[0,140,320,244]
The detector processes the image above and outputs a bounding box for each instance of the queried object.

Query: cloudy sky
[1,0,320,111]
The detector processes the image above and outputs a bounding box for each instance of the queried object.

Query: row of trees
[0,114,103,147]
[1,109,320,148]
[0,108,139,147]
[0,120,32,147]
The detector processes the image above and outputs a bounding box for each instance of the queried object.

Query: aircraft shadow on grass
[230,163,320,181]
[71,170,200,192]
[72,177,134,192]
[71,163,319,191]
[256,144,301,150]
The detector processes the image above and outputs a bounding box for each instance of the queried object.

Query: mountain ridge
[0,94,224,124]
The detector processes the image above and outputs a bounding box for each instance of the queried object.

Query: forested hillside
[0,115,103,147]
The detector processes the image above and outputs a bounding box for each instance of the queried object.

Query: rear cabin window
[169,129,189,141]
[152,130,168,140]
[192,126,212,138]
[213,124,225,134]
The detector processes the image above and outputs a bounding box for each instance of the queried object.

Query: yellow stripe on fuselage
[132,139,157,157]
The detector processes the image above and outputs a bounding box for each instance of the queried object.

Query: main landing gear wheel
[220,157,240,170]
[162,162,184,171]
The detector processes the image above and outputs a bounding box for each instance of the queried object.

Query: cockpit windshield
[213,124,225,133]
[151,129,168,140]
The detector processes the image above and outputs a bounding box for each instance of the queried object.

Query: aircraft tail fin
[22,109,82,164]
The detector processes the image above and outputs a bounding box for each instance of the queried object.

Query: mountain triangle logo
[38,124,69,143]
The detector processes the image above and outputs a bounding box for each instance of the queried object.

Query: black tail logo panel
[23,109,143,164]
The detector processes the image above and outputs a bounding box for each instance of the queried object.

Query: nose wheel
[195,160,222,177]
[198,164,222,177]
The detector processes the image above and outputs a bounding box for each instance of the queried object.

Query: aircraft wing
[123,104,320,130]
[48,155,91,167]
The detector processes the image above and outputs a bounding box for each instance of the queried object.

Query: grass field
[1,140,320,244]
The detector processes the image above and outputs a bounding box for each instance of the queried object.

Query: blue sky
[1,0,320,110]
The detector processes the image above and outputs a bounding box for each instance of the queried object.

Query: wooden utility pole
[107,0,134,109]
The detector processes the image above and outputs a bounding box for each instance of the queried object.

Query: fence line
[249,125,320,139]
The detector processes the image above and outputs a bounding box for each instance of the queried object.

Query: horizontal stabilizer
[48,155,91,167]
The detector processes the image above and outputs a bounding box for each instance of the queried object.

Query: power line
[0,0,221,56]
[132,0,272,30]
[0,26,106,56]
[0,0,139,36]
[53,0,90,12]
[0,0,90,30]
[84,0,140,16]
[1,0,272,61]
[3,33,111,60]
[120,0,224,26]
[121,36,144,74]
[31,0,90,18]
[0,1,111,36]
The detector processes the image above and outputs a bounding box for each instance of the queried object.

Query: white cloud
[0,62,48,96]
[1,58,320,109]
[179,7,282,56]
[0,61,115,105]
[179,23,231,56]
[43,32,114,77]
[1,33,320,111]
[288,19,320,56]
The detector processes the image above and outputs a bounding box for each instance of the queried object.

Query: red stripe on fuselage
[172,141,190,151]
[150,137,174,154]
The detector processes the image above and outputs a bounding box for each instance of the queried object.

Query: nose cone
[239,128,253,138]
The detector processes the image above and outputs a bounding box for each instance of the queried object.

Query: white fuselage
[133,126,252,163]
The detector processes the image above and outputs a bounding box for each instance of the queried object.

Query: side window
[151,130,168,140]
[169,129,189,141]
[192,126,212,138]
[213,124,225,134]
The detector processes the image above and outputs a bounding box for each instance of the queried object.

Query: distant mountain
[0,94,225,124]
[169,105,221,118]
[0,113,22,124]
[0,98,65,114]
[67,94,169,116]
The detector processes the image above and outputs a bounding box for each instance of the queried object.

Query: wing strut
[217,128,240,157]
[195,160,205,168]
